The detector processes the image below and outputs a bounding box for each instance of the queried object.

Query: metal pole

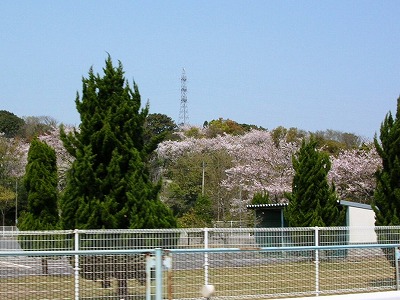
[204,228,209,285]
[315,227,320,296]
[74,229,80,300]
[202,161,205,196]
[395,247,399,291]
[239,187,242,226]
[155,248,163,300]
[145,253,154,300]
[15,180,18,226]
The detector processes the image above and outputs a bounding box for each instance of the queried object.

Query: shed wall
[347,206,377,243]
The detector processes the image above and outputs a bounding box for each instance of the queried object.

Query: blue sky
[1,1,399,139]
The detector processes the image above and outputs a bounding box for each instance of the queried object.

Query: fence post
[315,226,320,296]
[204,228,209,285]
[155,248,163,300]
[395,247,399,290]
[74,229,80,300]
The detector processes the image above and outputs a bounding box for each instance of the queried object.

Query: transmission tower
[179,68,189,127]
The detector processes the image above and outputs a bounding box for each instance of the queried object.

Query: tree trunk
[41,258,48,275]
[101,279,111,288]
[117,278,128,299]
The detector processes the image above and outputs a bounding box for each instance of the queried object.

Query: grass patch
[0,257,396,299]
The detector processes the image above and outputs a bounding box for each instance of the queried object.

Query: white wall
[347,206,377,243]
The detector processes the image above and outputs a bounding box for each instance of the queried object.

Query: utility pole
[15,180,18,226]
[202,161,205,196]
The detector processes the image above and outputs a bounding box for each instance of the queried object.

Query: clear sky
[1,1,399,139]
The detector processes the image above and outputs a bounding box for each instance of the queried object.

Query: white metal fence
[0,226,399,299]
[0,226,18,237]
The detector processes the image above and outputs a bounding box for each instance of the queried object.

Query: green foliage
[60,56,176,230]
[238,123,266,132]
[0,110,25,138]
[373,96,400,226]
[193,194,213,225]
[271,126,288,147]
[177,209,202,227]
[19,138,59,230]
[206,118,245,137]
[284,137,345,227]
[0,185,15,226]
[286,127,307,144]
[163,149,233,221]
[184,126,204,138]
[315,129,362,155]
[143,113,177,144]
[20,116,57,141]
[272,126,362,155]
[251,192,270,205]
[317,138,344,155]
[178,194,213,227]
[164,153,204,215]
[271,126,306,147]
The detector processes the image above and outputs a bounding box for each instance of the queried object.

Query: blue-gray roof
[339,200,372,210]
[247,200,372,211]
[246,203,289,209]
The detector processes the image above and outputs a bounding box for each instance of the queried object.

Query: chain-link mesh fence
[0,226,399,299]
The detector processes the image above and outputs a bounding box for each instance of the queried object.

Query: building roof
[339,200,372,210]
[246,200,372,211]
[246,203,289,210]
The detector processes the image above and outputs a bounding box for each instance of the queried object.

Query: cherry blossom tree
[328,147,380,203]
[221,130,298,202]
[0,134,28,225]
[0,130,31,178]
[157,128,381,221]
[38,125,75,190]
[157,129,299,219]
[1,123,76,192]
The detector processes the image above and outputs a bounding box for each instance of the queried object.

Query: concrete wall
[347,206,377,243]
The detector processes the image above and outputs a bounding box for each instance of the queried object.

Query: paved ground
[0,236,22,250]
[0,236,73,278]
[0,233,280,278]
[0,256,73,278]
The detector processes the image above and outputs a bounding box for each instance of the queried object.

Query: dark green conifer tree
[284,137,344,227]
[251,192,270,205]
[371,97,400,275]
[18,138,59,275]
[373,96,400,226]
[19,138,58,230]
[0,110,25,138]
[60,57,176,229]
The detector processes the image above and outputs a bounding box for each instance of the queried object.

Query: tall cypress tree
[18,138,59,276]
[19,138,58,230]
[373,96,400,226]
[285,137,344,227]
[60,57,176,229]
[372,97,400,276]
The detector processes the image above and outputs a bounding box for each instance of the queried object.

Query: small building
[340,200,377,243]
[246,203,289,228]
[247,200,377,245]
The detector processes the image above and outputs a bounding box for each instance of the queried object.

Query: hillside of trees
[3,56,396,229]
[0,106,380,227]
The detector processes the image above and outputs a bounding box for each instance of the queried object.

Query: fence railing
[0,226,17,236]
[2,226,399,251]
[0,226,399,299]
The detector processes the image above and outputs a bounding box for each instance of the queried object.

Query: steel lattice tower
[178,68,189,126]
